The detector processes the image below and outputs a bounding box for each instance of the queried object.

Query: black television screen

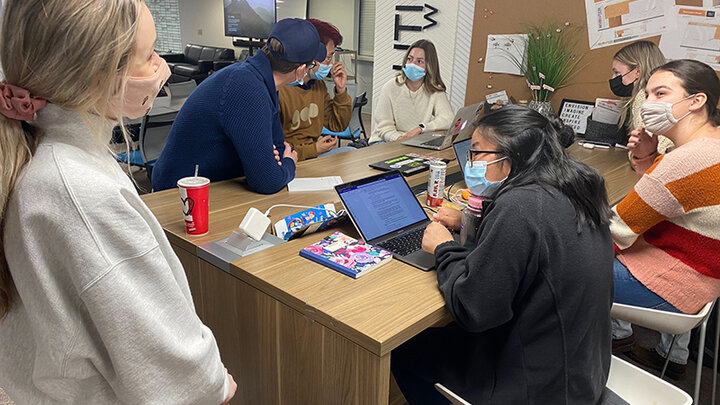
[224,0,276,38]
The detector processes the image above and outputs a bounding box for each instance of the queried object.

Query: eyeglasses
[467,149,503,167]
[307,62,317,70]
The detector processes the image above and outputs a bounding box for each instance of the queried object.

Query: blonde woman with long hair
[609,40,673,170]
[0,1,235,403]
[370,39,454,143]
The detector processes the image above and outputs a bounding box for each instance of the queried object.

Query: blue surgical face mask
[403,63,425,81]
[287,78,304,87]
[311,64,332,81]
[287,68,307,87]
[464,157,508,197]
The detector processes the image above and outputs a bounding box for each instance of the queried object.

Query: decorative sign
[391,3,440,70]
[558,99,595,135]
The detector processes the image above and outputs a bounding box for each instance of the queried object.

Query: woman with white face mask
[610,59,720,379]
[392,105,614,404]
[0,1,235,403]
[369,39,454,143]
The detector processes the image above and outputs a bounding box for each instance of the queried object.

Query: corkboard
[464,1,661,112]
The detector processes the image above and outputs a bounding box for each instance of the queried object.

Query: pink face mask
[120,52,171,119]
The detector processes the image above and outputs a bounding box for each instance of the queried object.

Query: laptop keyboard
[421,137,444,147]
[377,227,424,257]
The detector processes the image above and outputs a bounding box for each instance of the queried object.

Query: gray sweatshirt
[0,104,229,404]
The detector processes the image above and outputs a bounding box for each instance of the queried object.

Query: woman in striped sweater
[611,59,720,379]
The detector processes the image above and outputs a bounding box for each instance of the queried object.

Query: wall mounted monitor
[224,0,276,39]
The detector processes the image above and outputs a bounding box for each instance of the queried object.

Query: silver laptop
[334,171,435,271]
[402,103,482,150]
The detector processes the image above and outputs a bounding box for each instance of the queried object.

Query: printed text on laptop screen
[339,174,428,241]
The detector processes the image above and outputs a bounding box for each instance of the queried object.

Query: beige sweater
[370,76,454,143]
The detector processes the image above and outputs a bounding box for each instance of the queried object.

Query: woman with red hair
[278,19,355,161]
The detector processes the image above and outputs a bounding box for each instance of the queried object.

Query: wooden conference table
[141,141,637,404]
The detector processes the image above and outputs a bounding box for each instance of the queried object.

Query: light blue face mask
[287,68,307,87]
[287,78,304,87]
[464,157,508,197]
[311,64,332,81]
[403,63,426,81]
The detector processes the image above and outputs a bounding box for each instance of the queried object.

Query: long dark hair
[651,59,720,126]
[474,105,612,230]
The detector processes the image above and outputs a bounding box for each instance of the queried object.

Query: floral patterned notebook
[299,232,393,278]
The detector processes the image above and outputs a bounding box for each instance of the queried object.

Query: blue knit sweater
[152,52,296,193]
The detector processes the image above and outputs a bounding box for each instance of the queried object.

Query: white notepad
[287,176,344,192]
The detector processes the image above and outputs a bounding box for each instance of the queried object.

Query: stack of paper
[592,98,623,125]
[287,176,344,192]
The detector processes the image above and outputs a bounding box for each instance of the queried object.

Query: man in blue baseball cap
[152,18,327,193]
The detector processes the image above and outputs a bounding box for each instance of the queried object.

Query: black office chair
[351,91,369,139]
[139,111,178,181]
[165,80,197,100]
[322,91,369,147]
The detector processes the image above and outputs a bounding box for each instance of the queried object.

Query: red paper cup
[177,176,210,236]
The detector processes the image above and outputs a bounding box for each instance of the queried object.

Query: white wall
[178,0,236,50]
[307,0,358,50]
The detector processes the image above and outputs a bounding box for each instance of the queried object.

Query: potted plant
[510,22,585,116]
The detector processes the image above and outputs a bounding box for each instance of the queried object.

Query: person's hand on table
[316,135,337,155]
[422,221,454,254]
[399,126,423,140]
[221,369,237,405]
[627,128,658,159]
[282,141,298,164]
[273,145,282,166]
[331,61,347,94]
[433,207,462,232]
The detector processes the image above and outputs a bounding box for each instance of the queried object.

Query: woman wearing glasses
[391,105,614,404]
[278,19,355,161]
[369,39,453,144]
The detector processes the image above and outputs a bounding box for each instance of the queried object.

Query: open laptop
[334,171,435,271]
[452,138,472,175]
[402,102,482,150]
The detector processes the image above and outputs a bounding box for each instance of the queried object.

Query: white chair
[434,383,471,405]
[607,355,692,404]
[433,355,692,405]
[611,299,717,404]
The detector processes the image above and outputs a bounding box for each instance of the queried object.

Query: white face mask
[640,94,695,135]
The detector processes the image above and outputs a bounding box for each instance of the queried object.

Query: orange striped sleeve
[666,163,720,212]
[616,188,668,234]
[645,154,665,175]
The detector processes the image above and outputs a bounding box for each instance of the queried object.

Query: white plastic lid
[177,176,210,188]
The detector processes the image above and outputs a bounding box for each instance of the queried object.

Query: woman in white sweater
[0,1,235,404]
[370,39,454,143]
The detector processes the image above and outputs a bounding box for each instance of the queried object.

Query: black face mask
[609,74,635,97]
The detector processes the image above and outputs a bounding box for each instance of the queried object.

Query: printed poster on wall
[674,0,720,8]
[585,0,673,49]
[660,6,720,70]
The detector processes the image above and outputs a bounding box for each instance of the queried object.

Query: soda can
[427,160,446,207]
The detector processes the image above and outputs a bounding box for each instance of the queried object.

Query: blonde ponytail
[0,115,40,319]
[0,0,142,320]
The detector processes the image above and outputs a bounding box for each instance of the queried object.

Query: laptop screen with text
[336,172,428,241]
